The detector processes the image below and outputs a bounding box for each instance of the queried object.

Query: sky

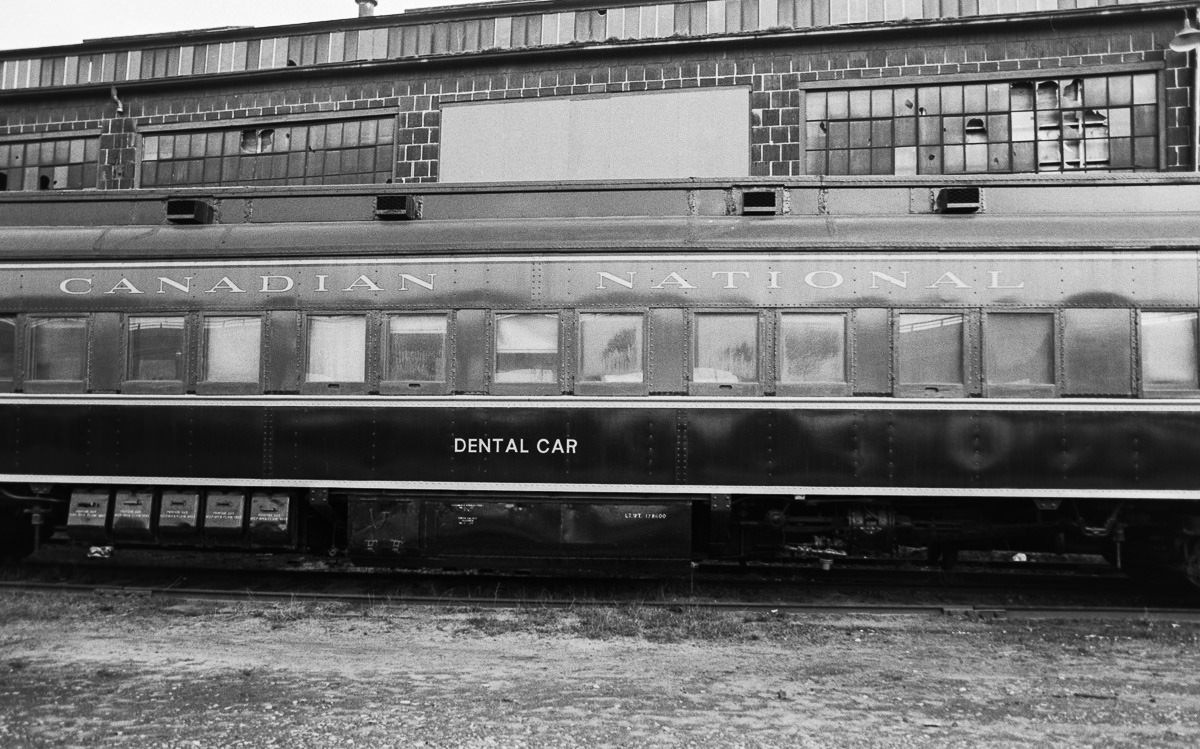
[0,0,506,52]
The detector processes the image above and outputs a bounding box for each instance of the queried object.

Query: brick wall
[0,12,1189,187]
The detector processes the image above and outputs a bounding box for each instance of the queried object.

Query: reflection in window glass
[384,315,447,382]
[986,313,1054,386]
[29,317,86,381]
[306,315,366,383]
[694,314,757,383]
[579,314,643,383]
[898,313,964,385]
[495,314,558,384]
[129,316,185,381]
[203,316,261,382]
[0,316,14,379]
[1142,311,1199,390]
[780,314,846,383]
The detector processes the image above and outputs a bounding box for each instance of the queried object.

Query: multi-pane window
[306,315,367,383]
[805,73,1157,175]
[578,313,644,384]
[28,317,87,382]
[0,137,98,190]
[985,313,1055,388]
[1141,311,1199,391]
[202,316,262,383]
[693,313,758,384]
[779,313,847,384]
[897,313,964,388]
[128,316,186,381]
[141,117,396,187]
[384,314,447,383]
[494,313,558,384]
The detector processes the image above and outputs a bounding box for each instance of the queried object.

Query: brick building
[0,0,1195,191]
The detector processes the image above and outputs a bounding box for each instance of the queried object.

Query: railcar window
[578,313,644,384]
[28,317,86,381]
[693,313,758,384]
[494,314,559,384]
[898,313,965,388]
[805,72,1157,175]
[1141,311,1200,391]
[985,313,1054,387]
[383,314,447,382]
[127,316,186,381]
[202,316,262,383]
[0,316,14,379]
[779,313,847,384]
[306,315,367,383]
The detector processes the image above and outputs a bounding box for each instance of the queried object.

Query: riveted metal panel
[648,307,686,394]
[853,307,890,394]
[265,310,301,393]
[454,308,488,393]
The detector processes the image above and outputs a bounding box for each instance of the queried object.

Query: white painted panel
[440,87,750,182]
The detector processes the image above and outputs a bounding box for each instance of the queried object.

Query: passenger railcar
[2,177,1200,585]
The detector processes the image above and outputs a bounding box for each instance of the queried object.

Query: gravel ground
[1,593,1199,748]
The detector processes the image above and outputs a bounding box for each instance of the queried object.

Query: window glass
[694,314,758,384]
[1142,311,1199,390]
[780,313,846,383]
[806,74,1156,175]
[29,317,86,381]
[0,316,14,378]
[495,314,558,384]
[579,313,644,384]
[986,313,1054,386]
[306,315,366,383]
[384,314,446,382]
[898,313,964,385]
[203,316,261,382]
[129,316,185,381]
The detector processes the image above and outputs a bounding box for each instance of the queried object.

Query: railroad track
[3,556,1197,621]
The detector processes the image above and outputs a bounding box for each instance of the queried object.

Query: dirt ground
[1,593,1198,748]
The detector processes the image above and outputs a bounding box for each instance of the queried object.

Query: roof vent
[375,194,419,220]
[937,187,982,214]
[165,198,215,225]
[741,189,778,216]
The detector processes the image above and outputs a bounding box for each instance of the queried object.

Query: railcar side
[0,243,1199,584]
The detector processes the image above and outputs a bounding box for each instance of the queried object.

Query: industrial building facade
[0,0,1195,190]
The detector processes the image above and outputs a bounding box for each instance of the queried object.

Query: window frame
[24,314,90,394]
[490,310,563,396]
[688,309,764,397]
[121,313,190,395]
[575,309,649,397]
[982,309,1059,398]
[893,309,970,398]
[195,313,265,396]
[1138,308,1200,398]
[379,311,452,396]
[300,312,370,395]
[775,310,852,397]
